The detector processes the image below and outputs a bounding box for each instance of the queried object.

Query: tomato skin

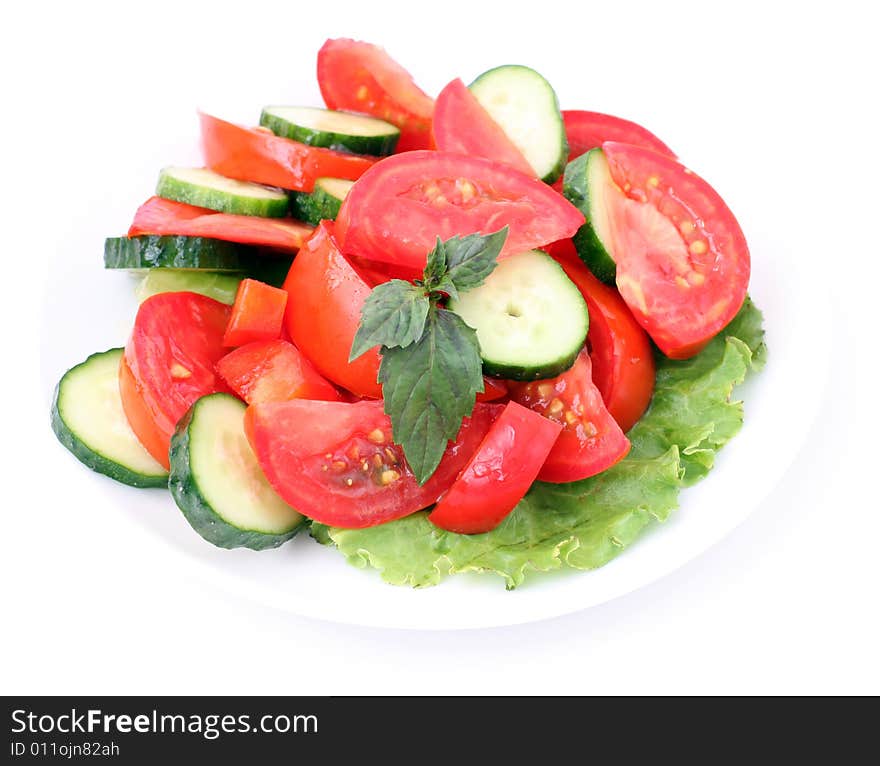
[129,196,313,252]
[282,222,382,398]
[216,339,342,405]
[476,377,509,403]
[199,112,377,192]
[563,110,675,162]
[118,355,173,469]
[545,240,655,432]
[123,292,232,467]
[335,151,584,271]
[433,79,534,176]
[601,142,750,359]
[317,38,434,152]
[428,402,562,534]
[245,399,502,528]
[508,350,630,482]
[223,279,287,347]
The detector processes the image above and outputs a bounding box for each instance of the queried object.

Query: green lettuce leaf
[316,298,766,589]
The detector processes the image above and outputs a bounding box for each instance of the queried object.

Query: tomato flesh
[223,279,287,347]
[476,376,508,403]
[282,222,382,398]
[200,112,377,192]
[601,142,750,359]
[335,151,584,271]
[129,196,313,252]
[428,402,562,534]
[545,240,655,432]
[317,38,434,152]
[123,292,231,467]
[118,355,173,469]
[433,79,534,176]
[245,400,501,528]
[216,339,341,405]
[563,110,675,162]
[508,350,630,482]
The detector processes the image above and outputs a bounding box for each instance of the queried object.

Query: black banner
[3,697,876,762]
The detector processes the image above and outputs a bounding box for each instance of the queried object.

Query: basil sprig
[350,228,508,484]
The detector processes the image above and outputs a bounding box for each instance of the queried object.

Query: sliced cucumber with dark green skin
[242,253,295,288]
[449,250,588,380]
[156,167,289,217]
[135,270,244,305]
[469,65,568,184]
[104,235,255,272]
[289,177,355,225]
[260,106,399,156]
[169,394,306,550]
[563,148,619,284]
[51,349,168,488]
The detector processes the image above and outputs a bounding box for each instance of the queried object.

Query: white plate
[37,63,827,631]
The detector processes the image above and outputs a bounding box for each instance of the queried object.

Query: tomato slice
[545,240,655,432]
[433,79,534,176]
[216,339,341,405]
[428,402,562,534]
[282,222,382,398]
[129,196,313,252]
[563,110,675,162]
[317,38,434,153]
[199,112,377,192]
[476,377,509,403]
[335,151,584,271]
[508,350,630,482]
[123,292,231,468]
[245,400,501,528]
[118,355,172,468]
[223,279,287,347]
[601,142,750,359]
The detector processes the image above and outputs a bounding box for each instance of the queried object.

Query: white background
[3,0,878,693]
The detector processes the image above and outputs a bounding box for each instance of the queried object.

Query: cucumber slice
[449,250,588,381]
[135,270,244,305]
[169,393,306,550]
[469,65,568,184]
[51,349,168,487]
[260,106,399,156]
[289,177,355,225]
[242,254,295,288]
[104,235,254,272]
[563,148,620,284]
[156,167,289,217]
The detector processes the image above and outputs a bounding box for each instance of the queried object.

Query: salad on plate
[51,38,766,588]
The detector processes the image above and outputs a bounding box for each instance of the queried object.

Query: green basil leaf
[379,307,483,484]
[349,280,430,362]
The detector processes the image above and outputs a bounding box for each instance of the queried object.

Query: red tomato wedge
[600,142,750,359]
[118,355,172,469]
[223,279,287,347]
[545,240,655,432]
[129,196,313,252]
[199,112,377,192]
[282,222,382,398]
[317,38,434,153]
[433,79,534,176]
[477,377,509,403]
[563,110,675,162]
[335,151,584,271]
[123,292,231,468]
[508,350,630,482]
[216,339,341,405]
[428,402,562,534]
[245,400,501,528]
